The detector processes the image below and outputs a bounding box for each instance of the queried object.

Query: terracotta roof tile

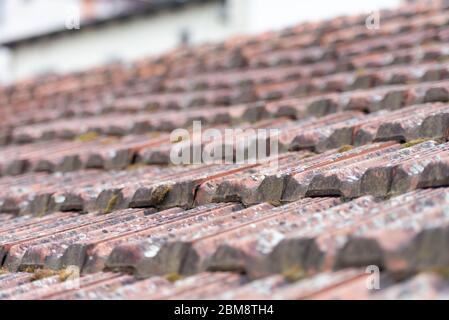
[2,0,449,299]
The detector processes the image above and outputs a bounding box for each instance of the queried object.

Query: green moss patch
[282,266,307,283]
[166,272,183,283]
[75,131,99,143]
[401,138,430,149]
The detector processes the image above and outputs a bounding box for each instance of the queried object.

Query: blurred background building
[0,0,400,84]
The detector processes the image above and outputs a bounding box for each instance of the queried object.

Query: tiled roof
[2,0,449,299]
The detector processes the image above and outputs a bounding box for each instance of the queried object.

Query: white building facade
[0,0,401,84]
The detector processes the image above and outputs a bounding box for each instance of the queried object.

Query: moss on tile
[58,268,78,282]
[282,266,307,283]
[171,136,183,143]
[36,199,49,217]
[126,163,146,171]
[406,79,419,85]
[171,133,190,144]
[152,184,172,204]
[338,145,354,153]
[23,266,36,273]
[356,68,366,76]
[267,200,282,206]
[104,194,120,214]
[401,138,430,149]
[75,131,99,143]
[145,103,160,112]
[147,132,162,139]
[166,272,183,283]
[29,269,56,282]
[426,267,449,279]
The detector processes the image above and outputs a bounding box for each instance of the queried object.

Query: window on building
[218,0,229,24]
[179,28,191,47]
